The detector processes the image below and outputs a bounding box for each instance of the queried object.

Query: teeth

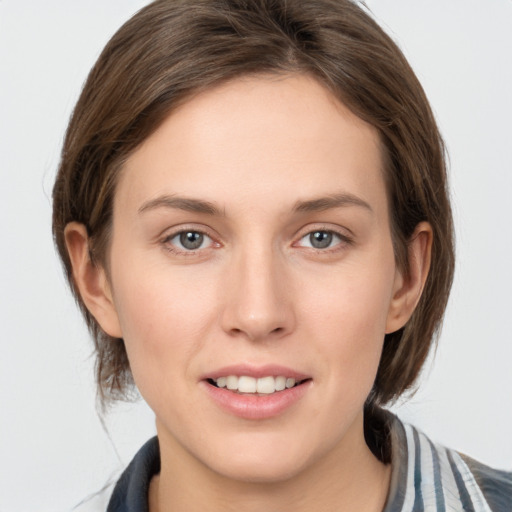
[226,375,238,390]
[256,376,275,394]
[286,377,296,388]
[238,376,257,393]
[212,375,299,394]
[275,376,286,391]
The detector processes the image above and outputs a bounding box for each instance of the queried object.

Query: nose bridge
[222,239,294,341]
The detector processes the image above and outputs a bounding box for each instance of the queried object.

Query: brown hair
[52,0,454,406]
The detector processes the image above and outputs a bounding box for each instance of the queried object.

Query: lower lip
[202,380,311,420]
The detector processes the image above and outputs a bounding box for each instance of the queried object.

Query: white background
[1,1,511,510]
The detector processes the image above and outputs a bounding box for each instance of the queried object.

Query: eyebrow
[293,193,373,214]
[138,191,372,216]
[138,195,221,216]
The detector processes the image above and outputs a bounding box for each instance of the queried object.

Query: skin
[66,74,432,511]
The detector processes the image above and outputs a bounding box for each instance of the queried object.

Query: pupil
[180,232,203,250]
[310,231,332,249]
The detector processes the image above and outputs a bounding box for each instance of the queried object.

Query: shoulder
[384,412,512,512]
[459,452,512,512]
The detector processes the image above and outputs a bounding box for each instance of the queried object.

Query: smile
[202,367,312,420]
[209,375,304,394]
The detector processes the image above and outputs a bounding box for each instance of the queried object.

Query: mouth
[206,375,311,395]
[202,367,312,419]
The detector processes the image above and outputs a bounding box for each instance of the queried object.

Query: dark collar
[107,436,160,512]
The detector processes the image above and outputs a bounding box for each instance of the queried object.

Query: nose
[220,246,295,342]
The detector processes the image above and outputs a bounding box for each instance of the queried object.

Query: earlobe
[386,222,433,334]
[64,222,123,338]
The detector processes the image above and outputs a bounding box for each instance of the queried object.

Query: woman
[52,0,511,510]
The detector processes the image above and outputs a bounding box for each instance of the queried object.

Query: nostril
[228,325,285,340]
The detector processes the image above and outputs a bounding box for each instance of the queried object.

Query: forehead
[116,74,386,217]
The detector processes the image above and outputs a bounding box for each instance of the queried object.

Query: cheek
[298,257,396,380]
[109,260,221,396]
[303,265,394,337]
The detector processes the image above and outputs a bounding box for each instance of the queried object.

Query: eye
[166,230,213,251]
[297,230,346,250]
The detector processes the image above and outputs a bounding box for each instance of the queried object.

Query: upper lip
[202,364,311,381]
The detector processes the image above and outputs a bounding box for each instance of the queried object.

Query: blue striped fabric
[384,415,512,511]
[97,414,512,511]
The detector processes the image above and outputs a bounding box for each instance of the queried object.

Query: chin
[200,433,319,485]
[210,456,307,485]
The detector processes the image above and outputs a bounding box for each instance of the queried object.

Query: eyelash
[161,227,219,255]
[160,227,353,256]
[294,227,353,253]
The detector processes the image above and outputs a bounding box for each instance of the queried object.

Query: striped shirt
[384,415,512,511]
[98,414,512,511]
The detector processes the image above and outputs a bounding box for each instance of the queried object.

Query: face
[103,74,406,482]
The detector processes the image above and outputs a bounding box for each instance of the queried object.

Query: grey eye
[177,231,206,250]
[309,231,333,249]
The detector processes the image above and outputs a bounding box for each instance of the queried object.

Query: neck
[149,412,391,512]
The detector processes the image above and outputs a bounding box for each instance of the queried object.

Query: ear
[64,222,123,338]
[386,222,433,334]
